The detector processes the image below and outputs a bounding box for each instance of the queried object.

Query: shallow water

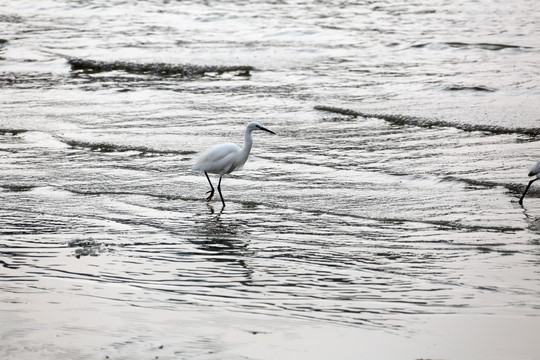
[1,1,540,359]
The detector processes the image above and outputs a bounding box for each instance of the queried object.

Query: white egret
[193,121,275,207]
[519,161,540,205]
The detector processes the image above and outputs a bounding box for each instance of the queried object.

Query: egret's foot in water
[206,190,215,202]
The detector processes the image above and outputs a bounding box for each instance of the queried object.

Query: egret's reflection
[206,203,224,219]
[191,204,251,255]
[523,209,540,236]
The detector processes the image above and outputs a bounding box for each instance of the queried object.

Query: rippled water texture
[1,1,540,359]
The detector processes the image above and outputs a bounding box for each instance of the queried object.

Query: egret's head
[248,121,276,135]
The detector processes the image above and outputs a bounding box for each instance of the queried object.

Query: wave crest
[62,138,197,155]
[314,105,540,136]
[68,58,253,78]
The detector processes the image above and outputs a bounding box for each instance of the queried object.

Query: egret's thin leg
[519,178,538,205]
[204,171,215,201]
[217,175,226,207]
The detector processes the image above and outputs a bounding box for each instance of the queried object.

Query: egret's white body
[193,121,275,207]
[519,161,540,205]
[194,143,248,175]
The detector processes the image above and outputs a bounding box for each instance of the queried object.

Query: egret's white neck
[241,128,254,156]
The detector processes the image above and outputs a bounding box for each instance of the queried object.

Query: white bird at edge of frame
[193,121,276,208]
[519,160,540,206]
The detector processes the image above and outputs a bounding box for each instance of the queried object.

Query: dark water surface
[1,1,540,359]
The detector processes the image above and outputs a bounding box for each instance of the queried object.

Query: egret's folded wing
[529,161,540,177]
[193,143,240,173]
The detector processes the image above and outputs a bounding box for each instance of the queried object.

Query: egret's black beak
[257,125,276,135]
